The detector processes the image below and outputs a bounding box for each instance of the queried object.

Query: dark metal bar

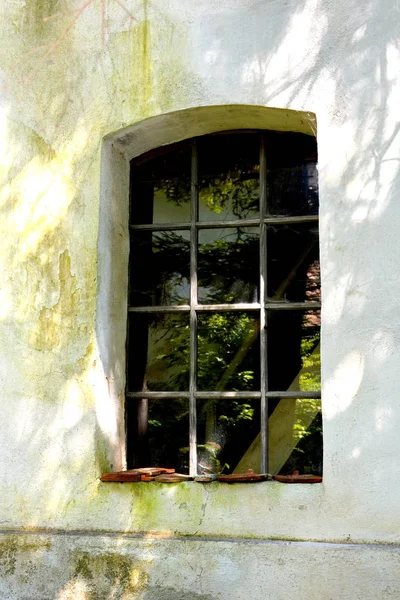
[196,218,260,229]
[195,303,260,312]
[195,391,261,399]
[126,390,320,400]
[130,215,318,231]
[264,215,319,225]
[127,391,190,399]
[189,140,199,476]
[130,222,191,231]
[131,219,259,231]
[259,133,268,474]
[265,301,321,311]
[128,301,320,313]
[266,391,321,399]
[128,303,260,313]
[128,305,190,313]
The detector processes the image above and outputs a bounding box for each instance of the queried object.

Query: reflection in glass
[267,224,320,303]
[127,313,190,392]
[197,313,260,391]
[129,231,190,306]
[234,399,322,476]
[130,140,191,225]
[265,131,318,217]
[197,399,259,474]
[198,228,259,304]
[129,398,190,472]
[198,133,259,222]
[269,399,322,476]
[267,162,318,216]
[267,310,320,392]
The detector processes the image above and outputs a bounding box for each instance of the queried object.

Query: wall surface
[1,0,400,598]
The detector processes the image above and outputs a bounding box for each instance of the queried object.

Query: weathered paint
[1,0,400,597]
[1,532,400,600]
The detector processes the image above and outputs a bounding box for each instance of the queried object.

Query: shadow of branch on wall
[1,0,400,597]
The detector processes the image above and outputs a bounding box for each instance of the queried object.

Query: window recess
[126,130,322,478]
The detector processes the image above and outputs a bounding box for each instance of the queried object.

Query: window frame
[126,130,321,476]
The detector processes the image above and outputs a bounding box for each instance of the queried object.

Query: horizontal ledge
[129,215,319,231]
[126,391,320,400]
[6,528,399,550]
[128,302,321,313]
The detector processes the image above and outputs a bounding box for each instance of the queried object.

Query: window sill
[100,470,322,485]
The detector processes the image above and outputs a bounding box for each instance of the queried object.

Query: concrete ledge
[1,529,399,600]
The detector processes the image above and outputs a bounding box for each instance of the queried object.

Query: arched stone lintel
[107,104,317,160]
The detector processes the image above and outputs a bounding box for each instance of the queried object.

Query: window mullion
[260,133,268,474]
[189,139,199,476]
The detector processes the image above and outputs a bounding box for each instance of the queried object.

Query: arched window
[125,129,321,477]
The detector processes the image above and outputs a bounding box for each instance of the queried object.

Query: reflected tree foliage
[198,229,259,304]
[127,131,322,474]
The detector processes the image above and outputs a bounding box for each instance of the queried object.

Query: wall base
[1,530,399,600]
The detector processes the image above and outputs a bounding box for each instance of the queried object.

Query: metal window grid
[127,132,321,476]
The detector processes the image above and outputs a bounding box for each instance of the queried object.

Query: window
[125,130,321,477]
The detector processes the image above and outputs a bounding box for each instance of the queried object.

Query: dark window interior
[126,130,322,477]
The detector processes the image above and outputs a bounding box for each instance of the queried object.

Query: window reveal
[126,131,321,477]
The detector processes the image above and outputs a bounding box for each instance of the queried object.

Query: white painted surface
[1,0,400,596]
[1,532,400,600]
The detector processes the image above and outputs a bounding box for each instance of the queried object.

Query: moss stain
[111,18,154,118]
[0,536,51,577]
[31,249,80,351]
[95,426,112,476]
[77,341,94,374]
[72,551,149,598]
[130,482,163,527]
[23,0,65,38]
[110,6,203,121]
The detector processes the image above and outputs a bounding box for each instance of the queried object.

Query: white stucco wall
[1,0,400,597]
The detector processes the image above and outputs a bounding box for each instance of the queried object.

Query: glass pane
[198,227,259,304]
[127,313,190,391]
[130,141,191,225]
[129,231,190,306]
[197,399,260,475]
[267,223,320,303]
[198,133,259,221]
[197,312,260,391]
[267,163,318,216]
[129,398,189,472]
[267,310,320,392]
[269,399,322,476]
[265,131,318,217]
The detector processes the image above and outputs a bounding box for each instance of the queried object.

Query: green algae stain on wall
[110,19,155,120]
[130,483,164,529]
[72,551,149,598]
[109,10,203,124]
[151,22,204,113]
[0,536,51,577]
[31,249,81,352]
[22,0,68,40]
